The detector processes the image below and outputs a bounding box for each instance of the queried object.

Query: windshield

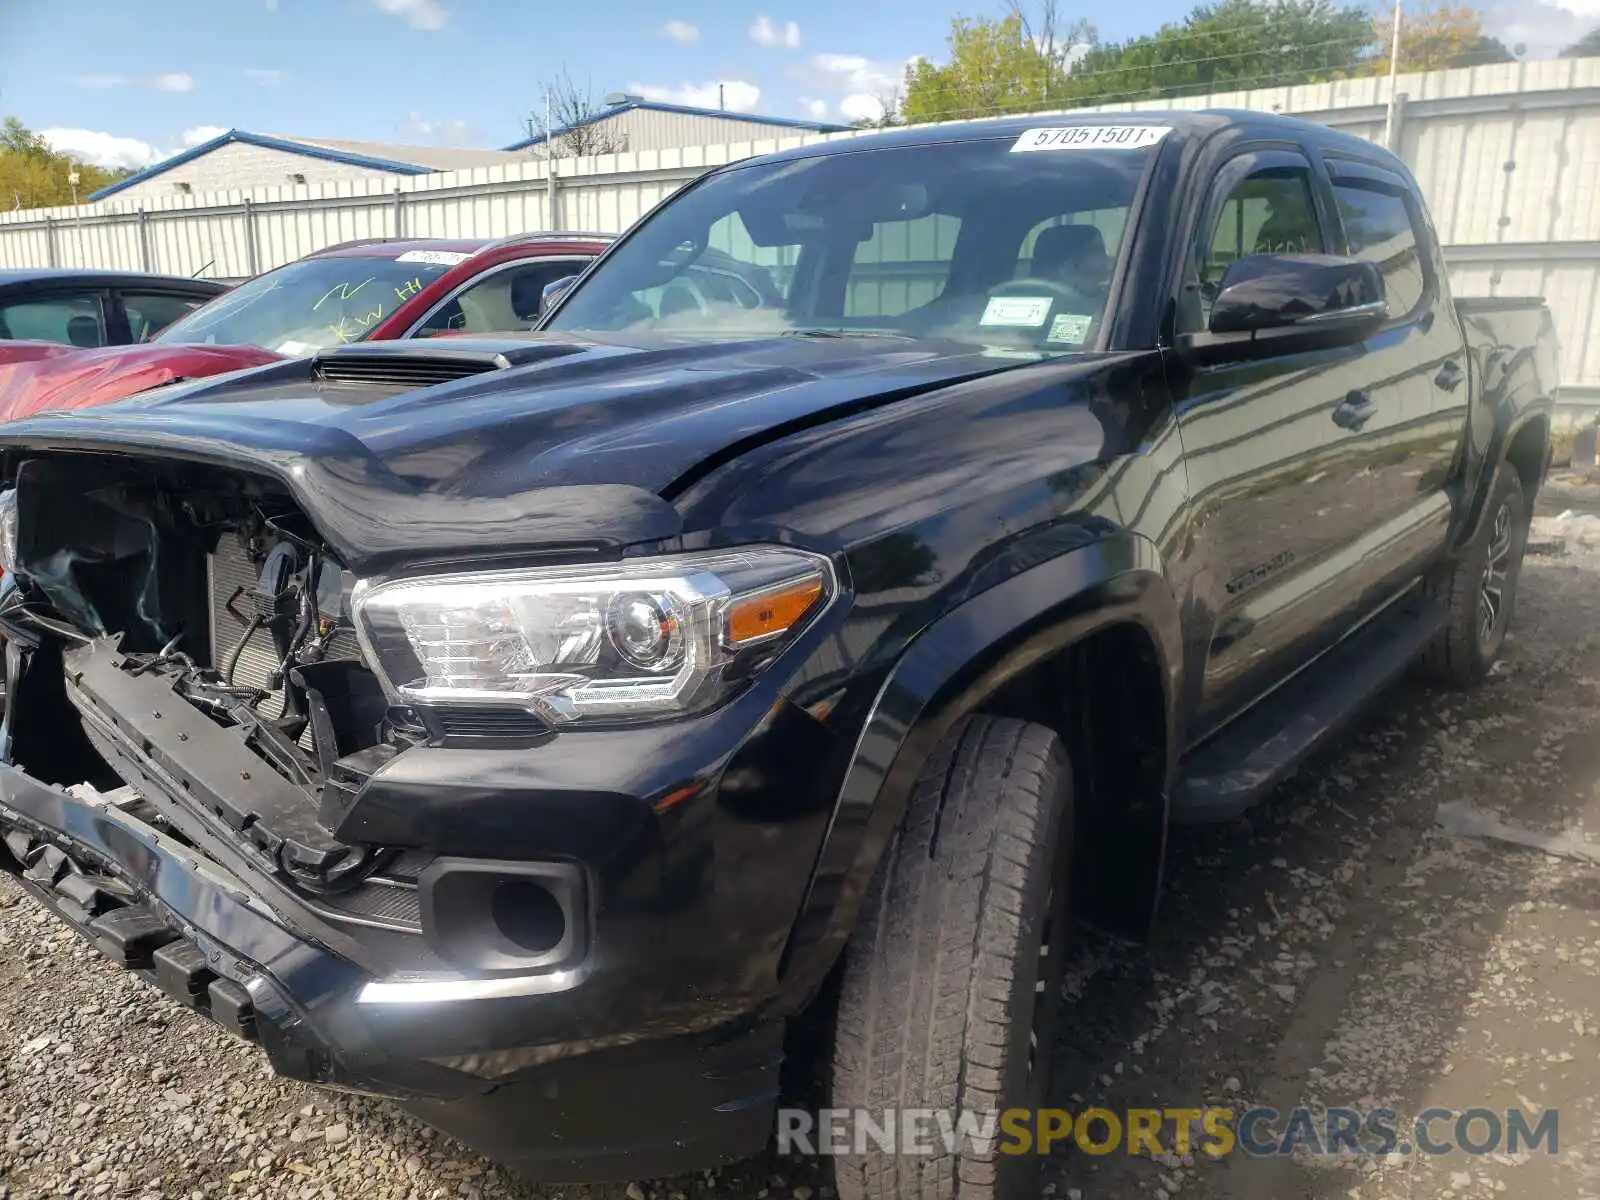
[545,128,1162,352]
[153,254,458,352]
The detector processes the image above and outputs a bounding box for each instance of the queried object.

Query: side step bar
[1171,599,1446,823]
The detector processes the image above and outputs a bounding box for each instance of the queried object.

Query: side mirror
[1179,254,1387,364]
[539,275,580,317]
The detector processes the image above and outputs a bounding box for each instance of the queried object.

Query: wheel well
[981,621,1169,940]
[1506,416,1550,502]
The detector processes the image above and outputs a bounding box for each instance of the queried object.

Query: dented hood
[0,332,1068,572]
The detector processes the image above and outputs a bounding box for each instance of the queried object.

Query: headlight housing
[352,547,834,726]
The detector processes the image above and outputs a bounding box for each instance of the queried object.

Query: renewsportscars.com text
[777,1106,1559,1159]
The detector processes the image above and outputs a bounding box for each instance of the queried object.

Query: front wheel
[829,716,1075,1200]
[1422,461,1528,685]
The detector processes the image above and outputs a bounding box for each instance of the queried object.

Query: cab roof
[750,108,1397,169]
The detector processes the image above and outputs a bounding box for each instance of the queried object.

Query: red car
[0,233,610,422]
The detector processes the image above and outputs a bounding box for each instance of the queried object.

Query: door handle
[1435,359,1465,392]
[1332,390,1376,431]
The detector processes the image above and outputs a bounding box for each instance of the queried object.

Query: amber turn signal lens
[725,576,825,646]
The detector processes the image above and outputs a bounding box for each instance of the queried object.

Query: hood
[0,342,285,423]
[0,332,1092,572]
[0,340,84,368]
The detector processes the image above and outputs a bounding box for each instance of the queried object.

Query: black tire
[1421,461,1528,686]
[830,716,1074,1200]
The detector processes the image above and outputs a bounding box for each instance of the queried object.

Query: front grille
[207,534,362,722]
[312,352,499,389]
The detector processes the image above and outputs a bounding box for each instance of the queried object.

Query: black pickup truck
[0,111,1559,1197]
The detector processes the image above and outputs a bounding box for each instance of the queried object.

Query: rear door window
[0,292,109,347]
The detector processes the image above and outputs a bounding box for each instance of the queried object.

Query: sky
[1,0,1597,171]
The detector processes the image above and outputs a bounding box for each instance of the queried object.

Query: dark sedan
[0,268,229,358]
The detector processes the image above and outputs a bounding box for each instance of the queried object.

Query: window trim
[402,256,594,338]
[1326,172,1435,329]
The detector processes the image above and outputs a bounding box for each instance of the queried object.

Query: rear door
[1322,156,1463,577]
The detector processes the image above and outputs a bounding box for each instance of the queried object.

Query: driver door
[1171,148,1359,740]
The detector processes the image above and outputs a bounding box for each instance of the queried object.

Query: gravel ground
[8,477,1600,1200]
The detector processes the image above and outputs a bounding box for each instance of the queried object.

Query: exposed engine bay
[1,452,430,926]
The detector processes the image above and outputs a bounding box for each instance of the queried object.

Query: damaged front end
[0,454,437,917]
[0,440,840,1179]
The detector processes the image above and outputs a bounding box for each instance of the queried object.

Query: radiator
[206,533,362,721]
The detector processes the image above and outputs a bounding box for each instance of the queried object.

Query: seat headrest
[1033,224,1109,276]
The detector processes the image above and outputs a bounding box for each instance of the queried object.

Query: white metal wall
[3,58,1597,404]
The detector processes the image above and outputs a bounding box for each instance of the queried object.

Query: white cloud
[628,79,762,112]
[71,72,199,93]
[243,68,286,86]
[839,93,886,123]
[181,126,228,147]
[39,128,162,170]
[1484,0,1600,55]
[373,0,447,30]
[661,19,699,43]
[800,53,901,94]
[802,97,829,119]
[750,15,802,49]
[399,112,475,143]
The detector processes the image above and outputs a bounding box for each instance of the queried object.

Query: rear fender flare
[776,531,1182,1007]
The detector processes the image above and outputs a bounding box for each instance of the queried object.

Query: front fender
[775,530,1181,1009]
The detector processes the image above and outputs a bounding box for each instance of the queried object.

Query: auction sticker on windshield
[1011,126,1172,153]
[394,250,472,266]
[980,296,1054,327]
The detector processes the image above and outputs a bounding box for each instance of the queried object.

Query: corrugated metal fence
[3,58,1598,408]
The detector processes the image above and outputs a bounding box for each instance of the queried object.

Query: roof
[743,108,1389,167]
[87,130,524,202]
[0,268,229,290]
[503,99,849,151]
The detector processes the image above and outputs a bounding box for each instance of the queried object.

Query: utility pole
[719,82,725,111]
[1382,0,1404,149]
[545,86,556,230]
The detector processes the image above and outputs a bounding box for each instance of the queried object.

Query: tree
[1059,0,1378,105]
[1,116,128,209]
[524,71,628,158]
[1006,0,1099,100]
[902,13,1060,123]
[1450,34,1518,66]
[1371,0,1509,72]
[1561,26,1600,57]
[900,0,1380,124]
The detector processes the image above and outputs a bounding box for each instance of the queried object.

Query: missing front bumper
[0,768,783,1181]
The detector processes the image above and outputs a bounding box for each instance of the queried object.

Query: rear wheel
[830,716,1074,1200]
[1421,462,1528,686]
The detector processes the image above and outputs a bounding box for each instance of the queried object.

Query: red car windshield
[152,252,465,352]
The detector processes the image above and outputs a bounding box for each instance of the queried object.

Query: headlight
[0,488,16,576]
[351,547,834,725]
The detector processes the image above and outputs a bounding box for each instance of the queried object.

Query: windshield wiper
[780,328,914,341]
